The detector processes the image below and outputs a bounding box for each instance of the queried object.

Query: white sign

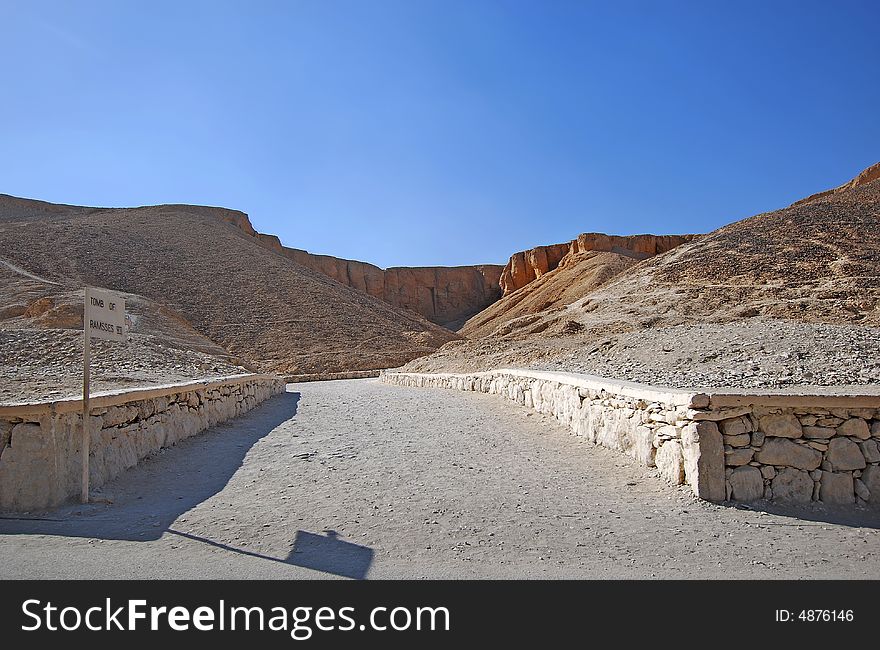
[85,287,127,342]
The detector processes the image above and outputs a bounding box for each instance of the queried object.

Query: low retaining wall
[381,369,880,508]
[0,374,286,512]
[286,370,381,383]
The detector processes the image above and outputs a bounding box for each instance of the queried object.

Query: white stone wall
[0,375,286,512]
[381,369,880,508]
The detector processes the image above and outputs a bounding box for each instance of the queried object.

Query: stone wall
[0,374,286,512]
[715,404,880,505]
[286,370,381,383]
[381,369,880,508]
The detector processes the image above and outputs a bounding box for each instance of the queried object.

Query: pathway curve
[1,379,878,578]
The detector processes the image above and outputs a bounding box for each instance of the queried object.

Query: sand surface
[1,379,878,579]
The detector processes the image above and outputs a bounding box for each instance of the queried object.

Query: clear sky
[1,1,878,267]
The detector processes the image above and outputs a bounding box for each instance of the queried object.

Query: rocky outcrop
[381,266,503,328]
[283,248,386,298]
[285,250,503,328]
[500,244,570,297]
[499,233,695,295]
[461,250,639,339]
[793,161,880,206]
[224,213,503,328]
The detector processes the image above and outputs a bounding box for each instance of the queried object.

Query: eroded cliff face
[499,233,696,295]
[381,265,503,329]
[228,217,503,328]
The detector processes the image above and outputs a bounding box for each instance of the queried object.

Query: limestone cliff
[499,233,696,295]
[227,216,503,328]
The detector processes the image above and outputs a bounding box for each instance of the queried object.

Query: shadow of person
[0,390,301,541]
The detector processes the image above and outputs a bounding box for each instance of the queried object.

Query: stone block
[630,425,656,467]
[656,440,685,486]
[859,439,880,464]
[860,466,880,504]
[758,413,802,438]
[729,466,763,502]
[819,471,855,504]
[837,418,870,440]
[681,421,725,501]
[725,447,754,466]
[719,416,751,437]
[723,433,751,448]
[755,438,822,471]
[771,467,813,503]
[826,437,866,471]
[802,426,835,440]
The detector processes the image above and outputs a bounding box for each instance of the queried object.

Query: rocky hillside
[481,162,880,339]
[462,232,694,339]
[405,161,880,389]
[0,195,458,379]
[575,164,880,333]
[242,223,502,328]
[461,250,639,339]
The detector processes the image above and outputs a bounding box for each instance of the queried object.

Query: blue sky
[1,1,878,267]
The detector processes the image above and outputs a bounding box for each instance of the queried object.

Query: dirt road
[1,379,878,579]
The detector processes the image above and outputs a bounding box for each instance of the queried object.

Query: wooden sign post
[82,287,127,504]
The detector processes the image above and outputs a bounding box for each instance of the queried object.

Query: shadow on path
[0,391,300,541]
[722,500,880,529]
[167,528,373,580]
[0,389,376,578]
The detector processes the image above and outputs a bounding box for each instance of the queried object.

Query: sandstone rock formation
[459,232,693,339]
[228,214,503,328]
[462,250,639,339]
[500,243,570,296]
[283,249,503,329]
[499,233,695,295]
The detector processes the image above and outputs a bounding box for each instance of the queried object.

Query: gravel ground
[0,328,246,404]
[1,379,878,579]
[534,321,880,390]
[406,320,880,391]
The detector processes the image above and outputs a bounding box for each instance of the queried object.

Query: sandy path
[1,379,878,579]
[0,257,59,284]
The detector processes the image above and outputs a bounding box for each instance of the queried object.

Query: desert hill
[404,162,880,389]
[461,250,639,339]
[566,163,880,333]
[0,195,458,384]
